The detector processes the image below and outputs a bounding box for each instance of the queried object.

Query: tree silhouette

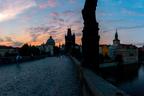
[19,44,40,56]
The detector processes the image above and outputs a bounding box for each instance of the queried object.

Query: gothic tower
[113,29,120,46]
[65,28,75,53]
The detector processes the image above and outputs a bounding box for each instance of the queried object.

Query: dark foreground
[0,56,81,96]
[101,63,144,96]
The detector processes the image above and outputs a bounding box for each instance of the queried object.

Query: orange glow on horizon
[0,42,13,47]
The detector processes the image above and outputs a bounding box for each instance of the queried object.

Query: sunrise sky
[0,0,144,47]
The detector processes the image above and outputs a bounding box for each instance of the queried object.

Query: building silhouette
[65,28,75,53]
[45,36,55,56]
[113,29,120,46]
[109,30,138,64]
[37,36,56,56]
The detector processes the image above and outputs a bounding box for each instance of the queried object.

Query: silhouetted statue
[81,0,100,71]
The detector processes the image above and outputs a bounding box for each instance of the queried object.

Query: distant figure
[16,55,22,64]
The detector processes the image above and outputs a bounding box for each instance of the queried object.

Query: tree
[19,44,31,56]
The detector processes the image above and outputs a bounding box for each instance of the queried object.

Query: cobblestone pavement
[0,56,81,96]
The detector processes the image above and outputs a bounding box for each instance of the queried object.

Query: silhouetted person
[16,54,22,64]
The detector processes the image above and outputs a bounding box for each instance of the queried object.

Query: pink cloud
[39,3,49,9]
[47,0,57,7]
[63,10,75,17]
[39,0,58,9]
[0,36,23,47]
[50,12,59,17]
[0,0,36,22]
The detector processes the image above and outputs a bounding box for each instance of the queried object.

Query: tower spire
[67,28,72,35]
[113,29,120,45]
[115,29,118,40]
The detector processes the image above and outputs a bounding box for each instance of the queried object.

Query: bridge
[0,0,132,95]
[0,56,81,96]
[0,55,130,96]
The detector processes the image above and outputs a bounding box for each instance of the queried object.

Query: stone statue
[81,0,100,71]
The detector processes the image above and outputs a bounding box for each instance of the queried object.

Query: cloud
[63,10,75,16]
[47,0,58,7]
[38,0,58,9]
[50,12,60,17]
[49,10,81,28]
[28,26,51,42]
[46,10,83,45]
[13,41,23,47]
[27,26,66,45]
[50,10,77,18]
[0,0,36,22]
[0,38,4,42]
[0,36,23,47]
[5,37,13,42]
[48,17,65,27]
[0,0,84,47]
[29,27,50,34]
[100,24,144,34]
[4,22,83,47]
[49,31,57,35]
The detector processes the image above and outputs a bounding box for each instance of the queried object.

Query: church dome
[46,36,55,46]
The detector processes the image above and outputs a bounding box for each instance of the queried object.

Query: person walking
[16,54,22,64]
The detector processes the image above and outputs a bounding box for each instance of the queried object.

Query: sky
[97,0,144,46]
[0,0,144,47]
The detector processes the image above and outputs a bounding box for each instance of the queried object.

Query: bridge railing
[70,56,130,96]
